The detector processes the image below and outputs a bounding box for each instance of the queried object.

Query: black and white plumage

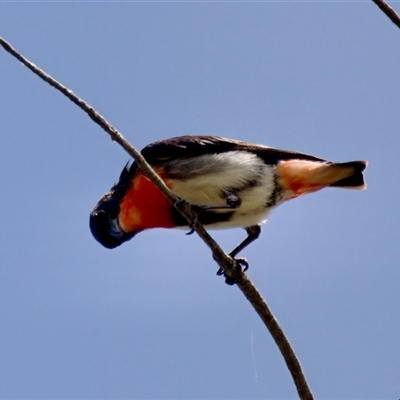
[90,135,367,279]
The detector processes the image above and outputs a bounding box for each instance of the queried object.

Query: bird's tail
[327,161,367,189]
[276,159,367,200]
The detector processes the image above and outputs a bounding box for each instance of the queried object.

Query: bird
[90,135,367,281]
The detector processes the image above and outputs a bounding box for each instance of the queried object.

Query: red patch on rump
[276,160,325,200]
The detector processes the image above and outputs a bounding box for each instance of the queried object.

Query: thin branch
[0,36,313,400]
[237,277,312,400]
[372,0,400,29]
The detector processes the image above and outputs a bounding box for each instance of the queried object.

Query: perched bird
[90,135,367,279]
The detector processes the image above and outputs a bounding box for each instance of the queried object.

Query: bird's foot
[184,204,211,235]
[173,199,199,235]
[185,212,198,235]
[216,257,249,285]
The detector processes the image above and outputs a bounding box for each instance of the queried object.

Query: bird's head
[90,163,137,249]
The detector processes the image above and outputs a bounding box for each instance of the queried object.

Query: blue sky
[1,2,399,399]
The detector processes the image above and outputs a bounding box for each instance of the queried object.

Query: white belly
[164,151,278,228]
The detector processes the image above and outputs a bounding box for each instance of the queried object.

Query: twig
[237,277,312,400]
[0,36,313,400]
[0,37,234,275]
[372,0,400,29]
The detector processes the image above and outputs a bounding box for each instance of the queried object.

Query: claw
[216,257,249,285]
[185,207,199,235]
[173,199,199,235]
[235,257,249,273]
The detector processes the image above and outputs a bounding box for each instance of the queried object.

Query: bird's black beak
[90,162,137,249]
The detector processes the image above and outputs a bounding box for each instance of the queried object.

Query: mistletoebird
[90,135,367,281]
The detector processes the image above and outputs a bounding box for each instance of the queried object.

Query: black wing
[140,135,325,165]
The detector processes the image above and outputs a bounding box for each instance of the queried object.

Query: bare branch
[372,0,400,29]
[0,36,313,400]
[238,276,313,400]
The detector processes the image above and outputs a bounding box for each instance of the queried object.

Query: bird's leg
[193,188,242,211]
[184,188,241,235]
[229,225,262,258]
[216,224,262,284]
